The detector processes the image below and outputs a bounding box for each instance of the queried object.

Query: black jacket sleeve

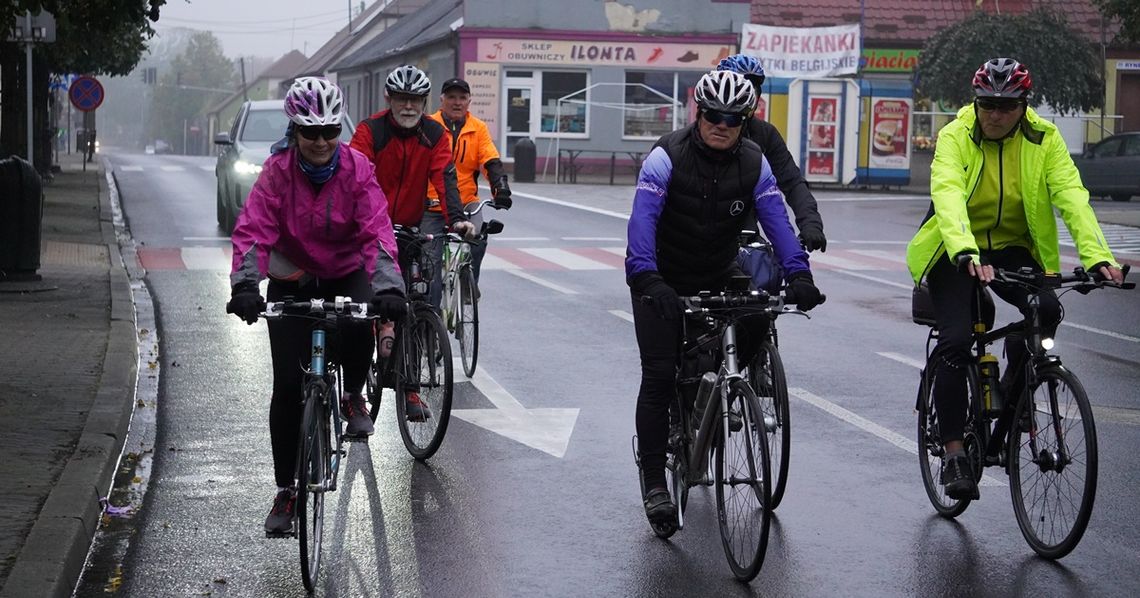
[749,119,824,237]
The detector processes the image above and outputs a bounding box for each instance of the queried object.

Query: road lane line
[788,387,1006,486]
[159,165,184,172]
[1060,321,1140,343]
[512,190,629,220]
[609,309,634,323]
[878,351,927,369]
[828,269,914,290]
[119,165,143,172]
[503,269,577,294]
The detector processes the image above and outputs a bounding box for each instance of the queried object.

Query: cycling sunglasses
[975,99,1024,113]
[701,109,746,128]
[296,125,342,141]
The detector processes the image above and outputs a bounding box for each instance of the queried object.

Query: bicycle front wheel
[714,379,771,582]
[457,264,479,378]
[396,306,454,460]
[1009,365,1097,559]
[296,391,327,592]
[916,363,972,518]
[749,341,790,509]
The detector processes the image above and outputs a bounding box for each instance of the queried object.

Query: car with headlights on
[1072,131,1140,203]
[213,99,354,233]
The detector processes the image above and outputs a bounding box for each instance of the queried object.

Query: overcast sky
[154,0,373,59]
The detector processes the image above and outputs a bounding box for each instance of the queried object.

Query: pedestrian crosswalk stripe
[519,248,611,270]
[134,245,1134,274]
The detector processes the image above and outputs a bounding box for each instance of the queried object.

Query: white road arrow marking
[452,361,579,458]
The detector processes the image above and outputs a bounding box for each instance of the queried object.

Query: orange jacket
[426,111,503,210]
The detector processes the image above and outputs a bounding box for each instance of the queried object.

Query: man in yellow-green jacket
[905,58,1125,501]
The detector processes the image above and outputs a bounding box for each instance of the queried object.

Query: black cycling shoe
[264,488,297,536]
[941,455,980,500]
[643,487,677,525]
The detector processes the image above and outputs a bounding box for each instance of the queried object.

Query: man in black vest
[626,70,823,525]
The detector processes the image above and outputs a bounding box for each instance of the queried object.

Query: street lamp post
[7,10,56,162]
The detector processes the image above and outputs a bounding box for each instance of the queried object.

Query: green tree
[1092,0,1140,43]
[916,10,1103,115]
[148,32,238,153]
[1,1,165,166]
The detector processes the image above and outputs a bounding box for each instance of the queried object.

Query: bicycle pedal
[265,528,296,540]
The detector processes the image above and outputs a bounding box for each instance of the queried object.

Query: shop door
[1119,73,1140,133]
[503,81,536,159]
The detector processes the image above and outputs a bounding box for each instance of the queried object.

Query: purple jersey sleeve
[754,156,810,277]
[625,146,672,279]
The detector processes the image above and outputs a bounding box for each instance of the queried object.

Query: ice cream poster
[869,98,912,169]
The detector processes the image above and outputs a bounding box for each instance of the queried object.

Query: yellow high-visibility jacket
[906,105,1117,284]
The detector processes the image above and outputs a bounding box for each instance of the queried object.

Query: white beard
[394,111,421,129]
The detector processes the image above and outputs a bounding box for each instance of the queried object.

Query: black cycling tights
[631,291,767,493]
[927,247,1061,443]
[266,270,373,489]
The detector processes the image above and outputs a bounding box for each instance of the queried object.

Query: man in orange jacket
[421,77,513,308]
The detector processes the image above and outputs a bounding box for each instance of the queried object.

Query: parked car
[213,100,354,233]
[1072,132,1140,202]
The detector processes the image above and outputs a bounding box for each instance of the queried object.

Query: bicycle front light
[233,160,263,176]
[1040,337,1055,351]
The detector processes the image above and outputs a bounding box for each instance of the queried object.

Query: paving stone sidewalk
[0,153,137,598]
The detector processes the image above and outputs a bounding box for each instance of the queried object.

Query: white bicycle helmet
[283,76,344,126]
[694,70,756,115]
[385,65,431,97]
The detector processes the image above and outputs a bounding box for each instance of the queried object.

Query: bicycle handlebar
[680,290,826,316]
[994,264,1134,291]
[261,297,377,320]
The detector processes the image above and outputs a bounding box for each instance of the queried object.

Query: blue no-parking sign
[69,76,104,112]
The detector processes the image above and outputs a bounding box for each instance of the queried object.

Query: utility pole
[25,12,33,161]
[240,57,249,102]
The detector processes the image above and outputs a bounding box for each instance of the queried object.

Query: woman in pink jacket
[225,77,405,535]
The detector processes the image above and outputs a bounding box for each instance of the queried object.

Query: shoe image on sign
[677,50,699,63]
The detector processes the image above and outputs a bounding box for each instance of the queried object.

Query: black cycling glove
[784,272,823,311]
[492,176,512,210]
[631,272,680,320]
[798,227,827,253]
[370,290,407,320]
[226,283,264,325]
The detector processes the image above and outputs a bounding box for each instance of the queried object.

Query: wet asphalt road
[76,151,1140,597]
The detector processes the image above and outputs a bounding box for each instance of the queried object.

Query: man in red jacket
[350,65,472,421]
[350,65,472,234]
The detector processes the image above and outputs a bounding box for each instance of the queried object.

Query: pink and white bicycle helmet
[284,76,345,126]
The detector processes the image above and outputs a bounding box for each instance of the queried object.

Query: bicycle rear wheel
[917,364,972,518]
[296,391,328,592]
[457,264,479,378]
[1009,366,1097,559]
[396,306,454,460]
[714,380,771,582]
[748,341,790,509]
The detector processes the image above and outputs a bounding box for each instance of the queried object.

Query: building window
[622,71,706,139]
[540,71,588,136]
[623,71,680,139]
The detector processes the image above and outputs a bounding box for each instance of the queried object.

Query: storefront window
[623,71,677,139]
[678,71,702,126]
[540,71,588,135]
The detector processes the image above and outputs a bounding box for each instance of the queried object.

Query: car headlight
[233,160,262,176]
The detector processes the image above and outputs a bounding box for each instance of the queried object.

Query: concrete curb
[0,159,139,598]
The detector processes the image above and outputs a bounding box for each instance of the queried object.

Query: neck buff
[297,145,340,185]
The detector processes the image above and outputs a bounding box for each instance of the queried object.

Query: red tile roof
[749,0,1121,46]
